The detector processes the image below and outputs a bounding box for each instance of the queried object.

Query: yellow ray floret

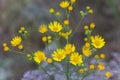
[52,49,66,62]
[33,51,46,64]
[10,36,22,46]
[70,52,83,66]
[48,21,63,32]
[59,1,70,9]
[64,43,75,54]
[91,35,105,49]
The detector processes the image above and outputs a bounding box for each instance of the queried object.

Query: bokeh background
[0,0,120,80]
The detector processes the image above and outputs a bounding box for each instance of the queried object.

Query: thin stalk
[70,17,84,39]
[66,61,70,80]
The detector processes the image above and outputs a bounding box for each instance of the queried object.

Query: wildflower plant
[2,0,112,80]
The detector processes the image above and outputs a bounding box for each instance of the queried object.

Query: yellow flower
[47,35,52,40]
[3,43,7,47]
[89,64,95,70]
[27,53,32,58]
[59,1,69,9]
[86,6,90,10]
[3,46,9,52]
[52,49,66,62]
[33,51,46,64]
[49,8,54,14]
[59,30,72,39]
[47,58,53,64]
[84,25,89,30]
[64,19,69,25]
[55,12,60,17]
[97,63,105,71]
[94,54,99,60]
[42,36,47,42]
[18,44,23,50]
[70,52,83,66]
[38,24,47,33]
[26,53,32,60]
[82,47,92,57]
[68,6,73,11]
[79,69,84,74]
[105,72,112,78]
[90,22,95,29]
[71,0,76,4]
[84,37,88,41]
[91,35,105,49]
[100,53,105,59]
[64,43,75,55]
[88,9,93,14]
[85,42,90,47]
[11,36,22,46]
[18,27,25,33]
[48,21,62,32]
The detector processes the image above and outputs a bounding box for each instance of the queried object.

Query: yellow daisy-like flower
[18,44,23,50]
[33,51,46,64]
[52,49,66,62]
[3,46,9,52]
[68,6,73,11]
[59,1,70,9]
[64,43,75,55]
[10,36,22,46]
[82,47,92,57]
[64,19,69,25]
[100,53,105,59]
[48,21,62,32]
[59,30,72,39]
[70,52,83,66]
[47,58,53,64]
[89,64,95,70]
[97,63,105,71]
[105,72,112,78]
[38,24,47,33]
[91,35,105,49]
[49,8,54,14]
[90,22,95,29]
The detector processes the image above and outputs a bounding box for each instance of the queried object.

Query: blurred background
[0,0,120,80]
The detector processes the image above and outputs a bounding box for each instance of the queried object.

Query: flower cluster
[2,0,112,80]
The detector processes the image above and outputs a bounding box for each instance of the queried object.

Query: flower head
[59,30,72,39]
[49,8,54,14]
[105,72,112,78]
[47,58,53,64]
[64,19,69,25]
[89,64,95,70]
[38,24,47,33]
[91,35,105,49]
[82,47,92,57]
[33,51,46,64]
[10,36,22,46]
[98,63,105,71]
[64,43,75,54]
[59,1,70,9]
[52,49,66,62]
[70,52,83,66]
[48,21,62,32]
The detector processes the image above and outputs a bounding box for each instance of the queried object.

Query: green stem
[66,61,70,80]
[70,17,84,39]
